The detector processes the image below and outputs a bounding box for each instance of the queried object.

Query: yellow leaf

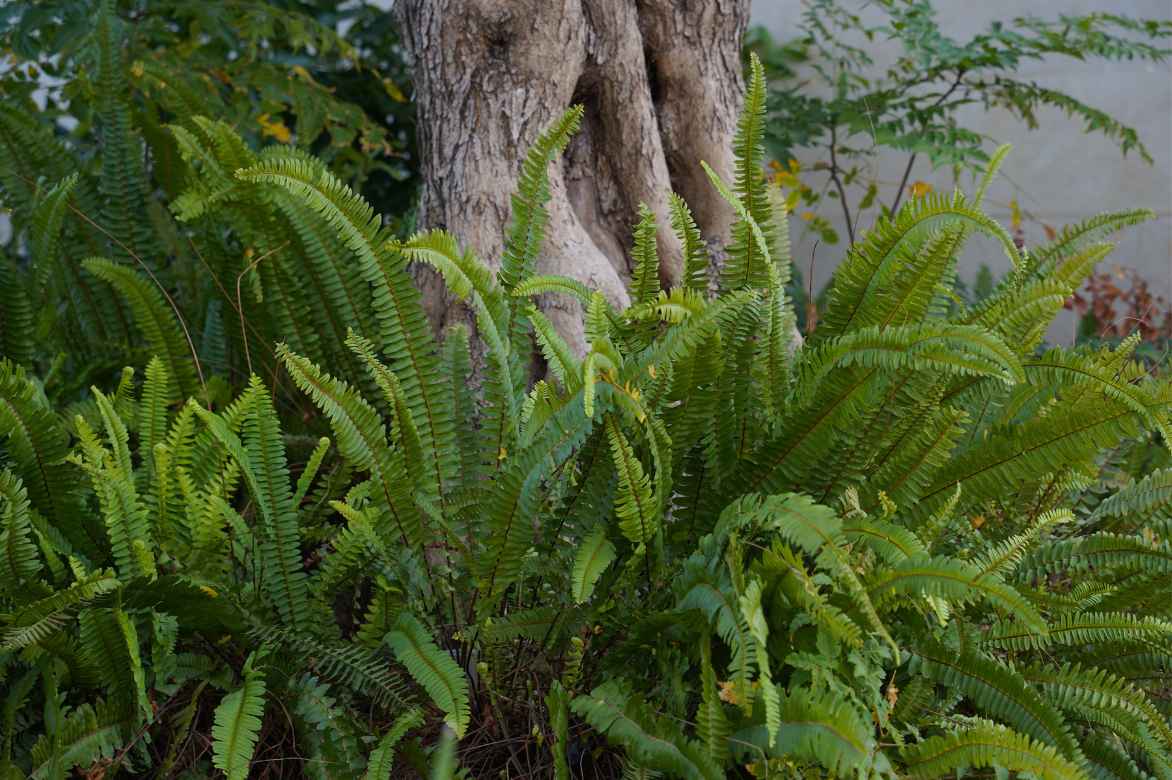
[257,113,292,144]
[718,680,740,705]
[130,61,144,79]
[383,77,407,103]
[788,157,801,173]
[970,514,986,530]
[498,447,508,461]
[291,65,312,82]
[1010,198,1022,232]
[910,180,933,198]
[199,585,218,598]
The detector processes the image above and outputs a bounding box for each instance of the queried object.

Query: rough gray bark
[396,0,751,354]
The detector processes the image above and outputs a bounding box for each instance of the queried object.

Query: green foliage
[744,1,1170,277]
[1,37,1169,780]
[212,652,267,780]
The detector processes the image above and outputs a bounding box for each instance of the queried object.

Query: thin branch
[890,152,918,215]
[890,69,967,214]
[827,125,855,245]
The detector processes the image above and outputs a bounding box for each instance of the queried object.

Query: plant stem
[891,153,917,215]
[827,125,855,245]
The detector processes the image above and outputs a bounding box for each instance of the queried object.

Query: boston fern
[2,53,1170,778]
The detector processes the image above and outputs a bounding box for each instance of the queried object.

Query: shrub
[1,53,1170,779]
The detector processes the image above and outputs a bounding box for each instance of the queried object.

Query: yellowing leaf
[257,113,292,144]
[383,77,407,103]
[1010,198,1023,232]
[910,180,933,198]
[718,680,741,705]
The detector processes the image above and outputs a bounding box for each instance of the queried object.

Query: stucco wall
[751,0,1172,339]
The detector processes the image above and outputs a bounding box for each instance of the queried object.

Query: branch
[827,125,855,245]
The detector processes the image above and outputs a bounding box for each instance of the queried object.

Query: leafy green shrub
[745,1,1171,249]
[2,53,1170,778]
[0,0,410,402]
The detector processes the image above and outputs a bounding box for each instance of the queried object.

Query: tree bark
[396,0,751,354]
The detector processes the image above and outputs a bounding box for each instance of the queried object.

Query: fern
[385,613,470,738]
[901,721,1089,780]
[572,525,617,604]
[364,708,424,780]
[571,682,722,780]
[212,652,267,780]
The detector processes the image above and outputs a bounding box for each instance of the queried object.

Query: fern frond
[732,687,879,777]
[499,106,584,296]
[572,525,617,604]
[363,707,424,780]
[385,613,469,738]
[212,652,267,780]
[911,644,1083,764]
[606,416,658,547]
[0,470,39,591]
[278,346,424,550]
[629,204,662,307]
[572,681,722,780]
[868,556,1045,633]
[238,154,457,500]
[668,193,710,295]
[901,721,1089,780]
[82,257,198,397]
[818,190,1019,341]
[1031,209,1155,266]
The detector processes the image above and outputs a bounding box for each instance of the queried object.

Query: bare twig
[827,125,855,245]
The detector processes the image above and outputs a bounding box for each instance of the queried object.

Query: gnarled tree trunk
[396,0,751,353]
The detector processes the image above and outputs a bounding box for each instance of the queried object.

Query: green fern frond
[606,416,658,547]
[732,687,879,777]
[572,525,617,604]
[82,257,198,398]
[901,721,1089,780]
[572,681,722,780]
[212,651,267,780]
[278,346,424,550]
[499,105,584,296]
[629,204,662,307]
[237,155,457,500]
[818,190,1019,342]
[0,470,39,591]
[26,699,128,780]
[1,570,119,650]
[1031,209,1155,266]
[868,555,1045,633]
[911,644,1083,764]
[668,193,710,295]
[363,707,424,780]
[385,613,469,738]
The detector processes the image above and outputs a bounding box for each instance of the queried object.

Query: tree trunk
[396,0,751,354]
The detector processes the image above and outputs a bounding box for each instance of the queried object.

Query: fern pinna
[3,51,1171,778]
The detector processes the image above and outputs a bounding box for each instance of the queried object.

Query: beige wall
[751,0,1172,338]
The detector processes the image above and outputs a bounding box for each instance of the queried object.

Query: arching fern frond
[385,613,469,738]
